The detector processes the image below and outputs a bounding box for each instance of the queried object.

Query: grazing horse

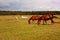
[28,15,40,24]
[37,14,58,25]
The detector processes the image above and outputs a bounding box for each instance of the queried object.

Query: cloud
[0,0,60,11]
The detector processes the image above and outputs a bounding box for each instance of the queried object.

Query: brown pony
[28,15,41,24]
[37,14,58,25]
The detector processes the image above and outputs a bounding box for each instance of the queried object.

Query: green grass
[0,15,60,40]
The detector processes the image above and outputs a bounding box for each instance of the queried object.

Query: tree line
[0,11,60,15]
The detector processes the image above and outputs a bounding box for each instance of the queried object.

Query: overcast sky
[0,0,60,11]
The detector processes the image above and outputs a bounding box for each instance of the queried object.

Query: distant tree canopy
[0,11,60,15]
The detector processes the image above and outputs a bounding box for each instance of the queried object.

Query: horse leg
[45,20,47,24]
[43,20,45,25]
[43,20,47,25]
[32,20,34,24]
[37,19,41,25]
[51,19,54,24]
[43,20,46,25]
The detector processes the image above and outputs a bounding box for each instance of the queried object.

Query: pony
[28,15,41,24]
[37,14,58,25]
[21,16,28,18]
[15,16,19,21]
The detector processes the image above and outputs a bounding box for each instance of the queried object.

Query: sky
[0,0,60,11]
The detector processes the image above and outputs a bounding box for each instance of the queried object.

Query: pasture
[0,15,60,40]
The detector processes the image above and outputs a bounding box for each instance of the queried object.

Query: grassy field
[0,15,60,40]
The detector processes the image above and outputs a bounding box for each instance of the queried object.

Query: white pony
[21,16,28,18]
[15,16,19,21]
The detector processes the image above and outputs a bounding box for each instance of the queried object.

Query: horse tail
[53,16,58,18]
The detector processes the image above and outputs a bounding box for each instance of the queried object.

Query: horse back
[31,16,40,20]
[44,14,53,19]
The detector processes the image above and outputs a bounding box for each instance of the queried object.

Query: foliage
[0,11,60,15]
